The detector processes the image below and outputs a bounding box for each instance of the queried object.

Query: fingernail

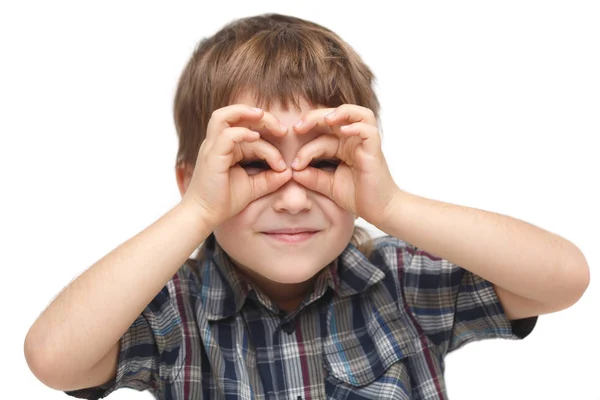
[252,107,263,113]
[325,111,336,120]
[278,159,287,170]
[294,120,303,128]
[291,158,300,169]
[280,123,288,133]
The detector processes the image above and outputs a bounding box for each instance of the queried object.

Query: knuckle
[220,126,235,138]
[211,108,224,120]
[222,126,240,134]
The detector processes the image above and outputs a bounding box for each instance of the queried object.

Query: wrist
[176,199,218,235]
[376,189,412,238]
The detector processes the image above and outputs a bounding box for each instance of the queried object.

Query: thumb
[249,168,293,200]
[292,167,333,198]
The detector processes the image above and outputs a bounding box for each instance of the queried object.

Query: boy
[24,13,589,399]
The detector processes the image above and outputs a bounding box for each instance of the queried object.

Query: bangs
[213,28,363,111]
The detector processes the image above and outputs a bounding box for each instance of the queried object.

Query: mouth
[261,230,320,243]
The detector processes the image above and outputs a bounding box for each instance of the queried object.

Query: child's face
[213,94,355,285]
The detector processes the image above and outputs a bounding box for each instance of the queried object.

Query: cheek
[339,213,357,237]
[317,197,355,229]
[214,201,260,237]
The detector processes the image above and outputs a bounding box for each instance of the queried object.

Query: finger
[207,104,266,140]
[324,104,377,127]
[292,108,337,135]
[339,122,382,157]
[293,104,377,135]
[237,137,288,172]
[247,167,293,200]
[291,167,334,198]
[210,127,261,161]
[291,134,339,170]
[237,109,289,138]
[210,104,288,139]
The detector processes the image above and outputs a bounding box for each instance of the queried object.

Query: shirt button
[281,319,296,334]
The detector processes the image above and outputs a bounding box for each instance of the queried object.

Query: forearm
[381,190,589,306]
[25,202,212,379]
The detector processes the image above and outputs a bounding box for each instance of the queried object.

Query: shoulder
[369,235,459,276]
[364,235,464,311]
[164,258,204,308]
[365,235,417,276]
[371,234,411,249]
[168,256,230,322]
[134,259,206,337]
[142,260,203,333]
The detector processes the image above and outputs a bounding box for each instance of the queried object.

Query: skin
[177,95,360,311]
[177,94,590,318]
[25,89,588,392]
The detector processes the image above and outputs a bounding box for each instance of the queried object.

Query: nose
[272,179,312,214]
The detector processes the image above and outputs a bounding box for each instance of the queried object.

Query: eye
[309,159,340,172]
[238,159,270,175]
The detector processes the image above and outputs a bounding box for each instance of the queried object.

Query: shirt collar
[198,238,385,321]
[334,241,386,297]
[197,238,250,321]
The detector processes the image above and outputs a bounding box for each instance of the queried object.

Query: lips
[262,228,319,234]
[261,228,320,243]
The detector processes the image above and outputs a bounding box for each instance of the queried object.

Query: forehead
[233,91,312,111]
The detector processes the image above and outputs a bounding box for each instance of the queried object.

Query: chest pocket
[322,298,425,398]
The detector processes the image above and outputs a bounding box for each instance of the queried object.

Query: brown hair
[173,13,379,259]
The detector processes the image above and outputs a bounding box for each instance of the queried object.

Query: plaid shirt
[66,235,537,399]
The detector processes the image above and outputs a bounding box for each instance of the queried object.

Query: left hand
[291,104,402,227]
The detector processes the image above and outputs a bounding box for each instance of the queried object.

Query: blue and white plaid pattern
[66,235,537,399]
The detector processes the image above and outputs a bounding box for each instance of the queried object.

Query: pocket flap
[323,299,419,387]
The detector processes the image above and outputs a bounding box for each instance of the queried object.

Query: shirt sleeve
[397,242,537,355]
[64,282,184,399]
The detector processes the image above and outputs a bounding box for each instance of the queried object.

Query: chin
[262,259,326,284]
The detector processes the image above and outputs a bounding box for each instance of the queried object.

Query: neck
[234,265,315,313]
[268,281,315,313]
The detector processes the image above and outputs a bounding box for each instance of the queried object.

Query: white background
[2,1,598,399]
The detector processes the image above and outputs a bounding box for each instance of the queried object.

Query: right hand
[180,104,292,229]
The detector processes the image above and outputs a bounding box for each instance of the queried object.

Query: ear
[175,163,195,198]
